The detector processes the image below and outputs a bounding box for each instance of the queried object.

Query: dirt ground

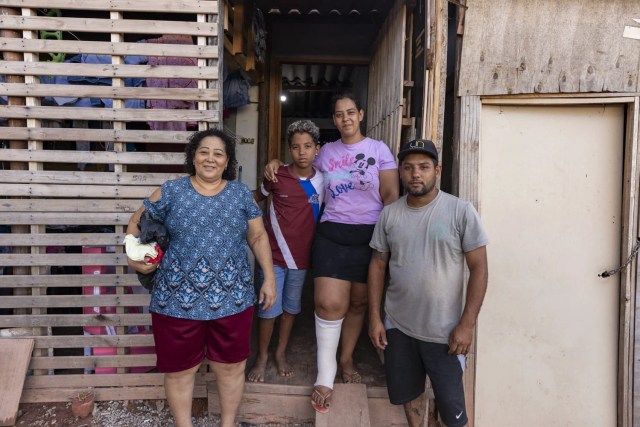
[16,398,312,427]
[16,397,443,427]
[16,398,209,427]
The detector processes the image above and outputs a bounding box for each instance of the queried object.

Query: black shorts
[311,221,374,283]
[384,328,467,427]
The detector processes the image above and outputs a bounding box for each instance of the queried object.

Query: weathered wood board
[315,383,370,427]
[209,382,316,424]
[208,382,409,427]
[0,339,34,426]
[459,0,640,95]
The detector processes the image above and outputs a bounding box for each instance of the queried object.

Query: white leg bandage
[314,312,343,389]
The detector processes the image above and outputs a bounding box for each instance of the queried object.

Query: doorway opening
[279,63,369,158]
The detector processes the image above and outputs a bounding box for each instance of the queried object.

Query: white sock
[314,312,343,389]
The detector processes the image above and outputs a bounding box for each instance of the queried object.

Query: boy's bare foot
[275,352,294,377]
[247,356,267,382]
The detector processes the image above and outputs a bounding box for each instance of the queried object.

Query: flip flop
[311,386,332,414]
[341,370,362,384]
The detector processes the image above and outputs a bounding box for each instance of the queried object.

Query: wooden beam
[231,1,244,54]
[621,97,639,427]
[0,127,193,143]
[0,274,140,288]
[481,96,634,105]
[25,373,165,389]
[0,61,218,80]
[0,37,219,58]
[21,384,208,403]
[0,0,217,13]
[428,0,447,148]
[25,335,155,350]
[0,149,183,167]
[456,94,480,427]
[0,15,217,36]
[0,313,151,328]
[0,184,154,199]
[0,170,179,185]
[267,55,282,162]
[456,95,480,206]
[0,232,129,245]
[1,5,29,316]
[0,105,218,123]
[0,253,131,266]
[0,83,219,101]
[28,354,156,370]
[0,294,150,309]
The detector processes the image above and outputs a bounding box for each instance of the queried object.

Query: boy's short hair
[286,120,320,146]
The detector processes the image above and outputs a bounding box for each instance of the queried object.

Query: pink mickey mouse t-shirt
[314,137,397,225]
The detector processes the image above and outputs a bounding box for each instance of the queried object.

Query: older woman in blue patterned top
[126,128,276,427]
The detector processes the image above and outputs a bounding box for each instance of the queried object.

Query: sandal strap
[312,387,332,407]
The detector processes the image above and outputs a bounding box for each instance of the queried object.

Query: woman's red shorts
[151,306,254,373]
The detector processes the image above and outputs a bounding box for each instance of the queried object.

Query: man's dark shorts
[384,328,467,427]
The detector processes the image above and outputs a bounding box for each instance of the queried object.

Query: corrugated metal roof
[280,63,368,118]
[256,0,394,17]
[282,64,355,88]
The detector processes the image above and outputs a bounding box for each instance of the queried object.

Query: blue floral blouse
[144,176,262,320]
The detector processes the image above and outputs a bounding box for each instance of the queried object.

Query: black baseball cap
[397,139,439,162]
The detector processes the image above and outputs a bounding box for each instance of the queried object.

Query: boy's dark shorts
[384,328,468,427]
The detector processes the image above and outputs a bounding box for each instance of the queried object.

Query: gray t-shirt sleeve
[370,206,390,252]
[460,202,489,253]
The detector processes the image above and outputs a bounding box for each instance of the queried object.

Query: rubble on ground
[17,399,314,427]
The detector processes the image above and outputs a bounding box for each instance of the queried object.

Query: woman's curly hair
[184,128,237,180]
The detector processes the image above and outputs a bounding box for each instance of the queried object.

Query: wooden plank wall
[366,0,406,156]
[0,0,221,402]
[458,0,640,96]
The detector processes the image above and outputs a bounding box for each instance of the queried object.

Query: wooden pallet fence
[0,0,222,401]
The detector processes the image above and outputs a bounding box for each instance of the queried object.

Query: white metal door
[476,104,623,426]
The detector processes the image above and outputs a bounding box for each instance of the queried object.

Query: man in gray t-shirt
[368,139,488,427]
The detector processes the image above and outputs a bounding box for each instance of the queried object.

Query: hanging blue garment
[41,54,148,108]
[223,68,251,109]
[40,74,93,107]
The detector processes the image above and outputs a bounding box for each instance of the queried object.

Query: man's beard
[407,180,436,197]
